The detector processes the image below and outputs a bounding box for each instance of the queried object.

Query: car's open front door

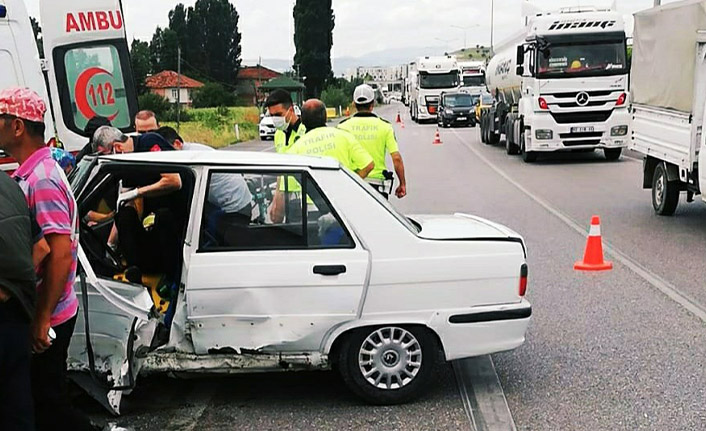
[67,160,158,416]
[39,0,138,153]
[70,249,157,415]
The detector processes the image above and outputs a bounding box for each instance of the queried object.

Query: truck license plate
[571,126,594,133]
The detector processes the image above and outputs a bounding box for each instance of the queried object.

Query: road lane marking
[453,130,706,324]
[453,356,518,431]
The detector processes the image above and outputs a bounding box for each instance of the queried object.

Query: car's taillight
[538,97,549,110]
[616,93,627,106]
[47,137,58,148]
[519,264,528,297]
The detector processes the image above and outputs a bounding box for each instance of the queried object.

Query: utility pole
[490,0,495,56]
[654,0,661,5]
[176,46,181,131]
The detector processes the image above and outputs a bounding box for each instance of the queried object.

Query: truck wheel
[488,123,500,145]
[652,164,679,216]
[480,114,488,144]
[336,326,438,405]
[604,148,622,161]
[505,121,519,155]
[520,132,537,162]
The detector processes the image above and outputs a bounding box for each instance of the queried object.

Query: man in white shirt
[155,127,253,246]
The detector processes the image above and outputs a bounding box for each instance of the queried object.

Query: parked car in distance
[68,151,531,414]
[437,91,477,127]
[260,105,302,141]
[259,114,276,140]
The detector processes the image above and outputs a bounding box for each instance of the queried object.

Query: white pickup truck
[69,151,531,414]
[630,0,706,215]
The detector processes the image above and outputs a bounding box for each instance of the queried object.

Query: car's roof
[102,150,341,169]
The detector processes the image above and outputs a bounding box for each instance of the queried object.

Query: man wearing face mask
[264,89,306,153]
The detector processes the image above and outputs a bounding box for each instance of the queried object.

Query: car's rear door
[40,0,138,153]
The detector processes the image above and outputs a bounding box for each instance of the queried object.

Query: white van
[0,0,138,171]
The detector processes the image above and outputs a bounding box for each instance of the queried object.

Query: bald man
[269,99,374,223]
[287,99,373,177]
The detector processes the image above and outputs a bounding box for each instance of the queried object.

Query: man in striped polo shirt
[0,88,94,430]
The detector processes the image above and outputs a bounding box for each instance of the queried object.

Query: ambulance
[0,0,138,171]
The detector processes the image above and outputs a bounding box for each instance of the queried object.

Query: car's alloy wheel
[337,326,437,405]
[358,327,422,390]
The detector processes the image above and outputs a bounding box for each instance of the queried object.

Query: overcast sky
[25,0,676,61]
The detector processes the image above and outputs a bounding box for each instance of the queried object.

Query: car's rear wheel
[336,326,438,405]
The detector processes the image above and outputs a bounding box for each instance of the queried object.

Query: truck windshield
[462,75,485,87]
[419,71,460,89]
[536,40,627,78]
[444,94,474,107]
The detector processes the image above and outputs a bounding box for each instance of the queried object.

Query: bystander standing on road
[265,89,306,153]
[338,84,407,199]
[0,172,39,431]
[0,87,96,430]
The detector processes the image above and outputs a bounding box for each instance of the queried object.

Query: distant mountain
[243,45,454,76]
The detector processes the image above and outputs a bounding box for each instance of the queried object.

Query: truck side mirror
[516,45,525,76]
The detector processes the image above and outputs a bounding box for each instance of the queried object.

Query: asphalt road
[82,103,706,430]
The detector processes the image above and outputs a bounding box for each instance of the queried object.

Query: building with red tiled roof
[236,65,282,106]
[146,71,204,106]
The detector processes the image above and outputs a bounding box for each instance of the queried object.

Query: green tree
[191,82,237,108]
[30,17,43,58]
[130,39,151,95]
[149,27,180,72]
[138,93,172,119]
[294,0,334,98]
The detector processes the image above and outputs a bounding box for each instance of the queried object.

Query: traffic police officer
[288,99,374,177]
[269,99,374,223]
[264,89,306,153]
[338,84,407,198]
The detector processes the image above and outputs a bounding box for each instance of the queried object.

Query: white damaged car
[69,151,531,414]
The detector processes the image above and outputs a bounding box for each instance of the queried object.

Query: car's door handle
[313,265,347,276]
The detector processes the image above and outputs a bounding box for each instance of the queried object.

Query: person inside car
[92,127,183,278]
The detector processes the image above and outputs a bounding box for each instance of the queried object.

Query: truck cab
[0,0,138,171]
[484,7,630,162]
[458,61,486,95]
[409,56,460,123]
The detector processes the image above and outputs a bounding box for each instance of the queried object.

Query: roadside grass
[163,106,260,149]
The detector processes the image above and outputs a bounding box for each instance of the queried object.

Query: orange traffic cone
[574,216,613,271]
[395,111,402,123]
[345,106,350,117]
[432,129,442,145]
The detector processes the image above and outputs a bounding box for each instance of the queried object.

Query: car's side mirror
[516,65,525,76]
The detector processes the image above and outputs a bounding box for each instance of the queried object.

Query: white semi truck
[458,60,486,95]
[408,56,460,123]
[630,0,706,215]
[481,6,630,162]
